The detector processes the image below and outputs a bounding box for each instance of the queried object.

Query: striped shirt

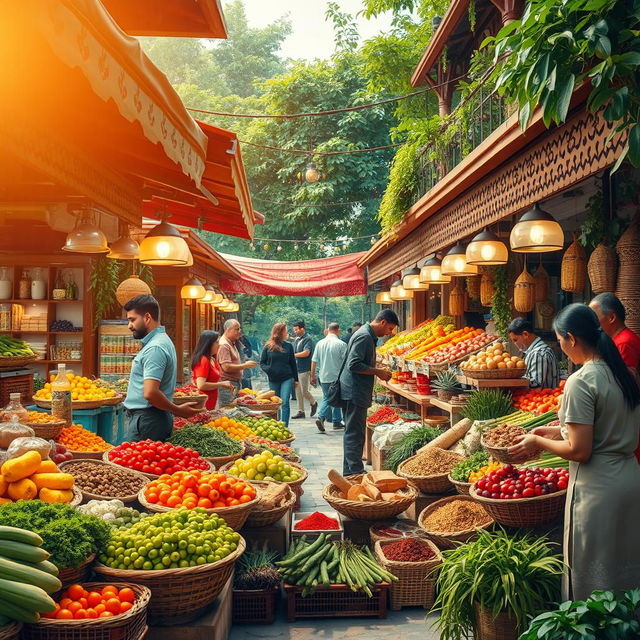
[524,337,559,389]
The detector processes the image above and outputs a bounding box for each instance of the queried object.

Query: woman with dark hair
[509,303,640,600]
[260,323,298,427]
[191,330,235,410]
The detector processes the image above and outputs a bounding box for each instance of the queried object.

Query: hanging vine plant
[491,265,511,340]
[468,0,476,32]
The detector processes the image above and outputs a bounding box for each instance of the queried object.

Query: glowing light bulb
[453,257,466,272]
[480,244,497,261]
[529,224,545,245]
[156,241,171,259]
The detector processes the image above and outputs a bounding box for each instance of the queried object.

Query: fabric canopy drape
[220,252,368,297]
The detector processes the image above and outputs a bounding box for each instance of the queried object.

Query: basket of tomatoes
[511,381,565,414]
[139,470,259,530]
[24,582,150,640]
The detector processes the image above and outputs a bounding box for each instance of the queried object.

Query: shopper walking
[191,331,235,410]
[238,329,254,390]
[509,303,640,600]
[311,322,347,433]
[339,309,398,475]
[260,323,298,427]
[217,319,257,406]
[508,317,559,389]
[291,321,317,419]
[123,295,199,441]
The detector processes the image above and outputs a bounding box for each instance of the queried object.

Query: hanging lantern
[375,290,393,304]
[219,300,235,312]
[62,211,109,254]
[403,267,429,290]
[214,296,230,308]
[588,243,617,293]
[480,269,495,306]
[533,263,549,302]
[510,203,564,253]
[561,239,587,293]
[419,257,451,284]
[277,245,283,252]
[180,277,206,300]
[389,279,403,299]
[199,284,217,304]
[441,243,479,276]
[107,228,139,260]
[390,281,414,301]
[466,229,508,265]
[449,283,466,316]
[115,274,151,306]
[139,221,191,266]
[211,288,225,305]
[514,267,536,312]
[304,162,320,183]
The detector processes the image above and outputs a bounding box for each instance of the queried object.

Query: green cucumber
[0,599,39,623]
[0,541,49,564]
[19,559,59,577]
[0,577,55,613]
[0,527,43,547]
[0,556,61,594]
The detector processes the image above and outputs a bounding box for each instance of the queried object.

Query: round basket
[417,495,494,549]
[137,486,259,531]
[322,474,418,521]
[23,419,66,441]
[423,415,450,429]
[71,449,110,460]
[68,486,83,506]
[0,355,38,369]
[93,538,246,626]
[103,451,215,480]
[279,434,295,444]
[244,481,296,528]
[480,434,540,465]
[561,239,587,293]
[33,395,124,410]
[218,460,307,499]
[173,395,207,409]
[57,553,96,588]
[474,602,520,640]
[247,401,282,412]
[459,368,525,380]
[0,621,21,640]
[59,459,149,504]
[469,485,566,527]
[397,454,464,494]
[21,582,151,640]
[436,389,454,401]
[588,242,617,293]
[448,475,472,495]
[205,443,245,469]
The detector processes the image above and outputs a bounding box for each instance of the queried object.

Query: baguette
[327,469,353,495]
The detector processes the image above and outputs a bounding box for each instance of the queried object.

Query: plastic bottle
[1,393,28,422]
[51,364,72,426]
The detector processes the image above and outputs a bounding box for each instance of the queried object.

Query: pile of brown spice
[422,499,492,533]
[401,447,464,476]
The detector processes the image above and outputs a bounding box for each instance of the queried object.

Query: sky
[241,0,394,60]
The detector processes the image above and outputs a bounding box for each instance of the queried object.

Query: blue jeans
[269,378,295,427]
[319,382,342,424]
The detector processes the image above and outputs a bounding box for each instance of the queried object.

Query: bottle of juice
[51,364,72,426]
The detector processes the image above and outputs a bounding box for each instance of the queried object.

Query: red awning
[219,253,368,297]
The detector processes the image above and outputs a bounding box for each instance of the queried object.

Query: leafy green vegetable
[0,501,110,568]
[385,424,442,472]
[450,450,490,482]
[168,424,242,457]
[460,389,513,422]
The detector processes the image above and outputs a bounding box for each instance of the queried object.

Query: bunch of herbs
[461,389,513,422]
[385,424,441,472]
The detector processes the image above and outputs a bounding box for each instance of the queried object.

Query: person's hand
[244,360,258,369]
[530,426,561,440]
[174,402,201,419]
[508,434,540,461]
[221,381,235,391]
[311,376,317,386]
[376,369,392,382]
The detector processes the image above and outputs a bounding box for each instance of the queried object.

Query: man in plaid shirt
[508,318,559,389]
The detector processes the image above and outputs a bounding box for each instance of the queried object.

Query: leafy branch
[491,266,511,340]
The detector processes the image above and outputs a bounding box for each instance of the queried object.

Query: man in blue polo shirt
[123,295,200,441]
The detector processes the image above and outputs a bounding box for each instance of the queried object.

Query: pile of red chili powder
[294,511,340,530]
[382,538,435,562]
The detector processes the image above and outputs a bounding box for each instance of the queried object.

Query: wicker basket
[460,368,524,380]
[244,481,296,527]
[73,449,110,460]
[469,486,566,527]
[448,475,472,495]
[480,269,495,306]
[449,284,466,317]
[615,212,640,334]
[0,355,38,369]
[280,434,296,444]
[561,239,587,293]
[219,460,307,500]
[93,537,246,626]
[104,451,215,479]
[437,389,454,401]
[417,495,494,549]
[205,442,245,469]
[24,419,66,440]
[22,582,151,640]
[173,394,207,409]
[33,395,124,410]
[59,459,149,504]
[232,588,279,624]
[514,267,536,313]
[533,263,549,302]
[240,401,282,412]
[466,275,480,300]
[474,603,520,640]
[0,622,21,640]
[397,453,464,494]
[374,538,441,610]
[423,415,450,429]
[588,242,617,293]
[57,553,96,588]
[322,474,418,521]
[480,433,540,464]
[138,487,258,531]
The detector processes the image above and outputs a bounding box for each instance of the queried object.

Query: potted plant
[431,528,563,640]
[519,589,640,640]
[430,368,461,401]
[232,549,281,625]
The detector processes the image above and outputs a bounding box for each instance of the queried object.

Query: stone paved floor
[230,386,441,640]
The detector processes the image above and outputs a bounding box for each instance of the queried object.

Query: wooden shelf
[0,331,83,335]
[33,359,83,364]
[456,374,530,389]
[0,299,82,304]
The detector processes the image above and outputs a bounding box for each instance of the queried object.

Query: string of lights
[238,140,402,156]
[249,233,379,253]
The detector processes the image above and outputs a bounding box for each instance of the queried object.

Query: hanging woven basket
[533,263,549,302]
[514,267,536,313]
[449,284,466,316]
[588,243,617,293]
[466,275,480,300]
[616,211,640,334]
[480,269,495,307]
[561,239,587,293]
[116,274,151,306]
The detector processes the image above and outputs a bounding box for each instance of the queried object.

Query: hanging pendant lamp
[199,284,216,304]
[180,277,206,300]
[139,221,191,266]
[107,227,139,260]
[510,203,564,252]
[390,279,414,301]
[375,290,393,304]
[62,211,109,254]
[403,267,429,290]
[466,229,509,265]
[211,288,225,305]
[419,257,451,284]
[441,243,479,276]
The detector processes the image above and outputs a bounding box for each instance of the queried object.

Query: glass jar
[65,272,77,300]
[18,271,30,300]
[31,268,46,300]
[1,392,29,422]
[0,268,12,300]
[0,305,10,331]
[52,272,66,300]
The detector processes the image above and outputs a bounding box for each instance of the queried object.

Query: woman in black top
[260,322,298,427]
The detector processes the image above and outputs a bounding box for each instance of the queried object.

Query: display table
[456,375,530,390]
[428,396,466,426]
[379,380,431,420]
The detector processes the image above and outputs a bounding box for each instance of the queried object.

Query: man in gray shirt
[339,309,399,475]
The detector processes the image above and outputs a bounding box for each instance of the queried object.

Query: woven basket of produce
[206,443,245,470]
[59,459,149,504]
[561,239,587,293]
[73,449,109,460]
[322,474,418,521]
[23,417,66,441]
[173,394,207,409]
[481,425,541,464]
[588,242,617,293]
[418,495,494,549]
[57,553,96,588]
[474,603,520,640]
[94,538,246,626]
[0,622,21,640]
[103,450,215,479]
[448,475,472,495]
[469,486,567,528]
[396,448,465,494]
[219,460,307,500]
[244,481,296,528]
[21,582,151,640]
[423,415,450,429]
[0,355,38,369]
[374,538,442,610]
[280,434,296,444]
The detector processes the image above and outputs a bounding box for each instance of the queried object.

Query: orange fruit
[57,609,74,620]
[74,609,87,619]
[86,609,99,619]
[87,591,102,608]
[120,601,134,612]
[118,588,135,603]
[101,586,118,597]
[105,598,121,614]
[99,611,114,618]
[68,602,82,614]
[59,598,73,609]
[67,584,85,601]
[95,604,106,615]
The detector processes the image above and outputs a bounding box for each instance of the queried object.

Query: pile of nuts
[401,447,464,476]
[483,424,526,448]
[63,460,146,498]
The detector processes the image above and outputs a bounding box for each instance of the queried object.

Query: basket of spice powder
[374,538,442,610]
[397,447,465,494]
[418,495,493,549]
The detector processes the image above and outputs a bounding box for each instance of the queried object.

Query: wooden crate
[284,583,388,622]
[371,443,388,471]
[232,588,279,625]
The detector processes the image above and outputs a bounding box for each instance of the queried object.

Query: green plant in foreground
[519,588,640,640]
[385,424,441,472]
[431,367,461,392]
[432,528,563,640]
[460,389,513,421]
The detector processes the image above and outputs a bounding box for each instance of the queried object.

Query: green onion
[460,389,513,421]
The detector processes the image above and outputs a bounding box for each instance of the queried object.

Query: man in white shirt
[311,322,347,433]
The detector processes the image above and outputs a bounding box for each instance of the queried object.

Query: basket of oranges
[56,425,113,460]
[202,416,255,441]
[34,374,123,409]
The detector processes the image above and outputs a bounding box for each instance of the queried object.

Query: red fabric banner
[219,252,368,297]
